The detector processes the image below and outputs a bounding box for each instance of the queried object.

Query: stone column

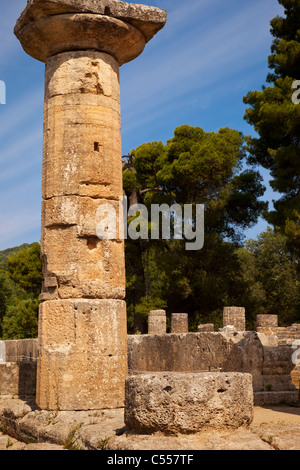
[14,0,166,411]
[171,313,189,334]
[148,310,167,335]
[256,315,278,336]
[223,307,246,332]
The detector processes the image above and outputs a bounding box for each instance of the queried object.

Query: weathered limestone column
[223,307,246,332]
[256,315,278,336]
[171,313,189,334]
[148,310,167,335]
[14,0,166,411]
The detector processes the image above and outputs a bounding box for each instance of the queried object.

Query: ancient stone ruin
[171,313,189,334]
[13,0,167,412]
[1,1,299,447]
[223,306,246,332]
[125,372,254,434]
[148,310,167,335]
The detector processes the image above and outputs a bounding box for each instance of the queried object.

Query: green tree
[238,228,300,326]
[243,0,300,256]
[0,271,14,337]
[7,242,42,297]
[123,125,266,331]
[0,243,42,339]
[2,298,39,340]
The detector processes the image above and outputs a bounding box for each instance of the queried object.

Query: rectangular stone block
[223,307,245,331]
[127,332,264,380]
[254,391,298,406]
[41,222,125,300]
[148,310,166,335]
[125,372,254,434]
[0,363,37,397]
[198,324,215,333]
[36,299,128,410]
[262,346,295,375]
[42,195,124,237]
[171,313,188,333]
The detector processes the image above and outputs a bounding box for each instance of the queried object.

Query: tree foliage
[123,125,267,332]
[238,228,300,327]
[0,243,42,339]
[243,0,300,257]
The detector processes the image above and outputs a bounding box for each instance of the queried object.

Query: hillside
[0,243,36,264]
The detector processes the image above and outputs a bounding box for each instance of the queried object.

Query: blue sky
[0,0,284,250]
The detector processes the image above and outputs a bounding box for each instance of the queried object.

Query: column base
[36,299,127,411]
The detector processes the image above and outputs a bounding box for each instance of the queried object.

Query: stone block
[148,310,166,335]
[262,375,297,392]
[42,52,123,201]
[127,332,264,381]
[125,372,254,434]
[0,363,37,397]
[15,1,167,65]
[15,0,167,42]
[198,324,214,333]
[256,332,278,347]
[262,346,295,375]
[36,299,127,410]
[41,224,125,300]
[291,365,300,388]
[223,307,245,331]
[256,315,278,329]
[171,313,188,334]
[256,315,278,336]
[254,391,299,406]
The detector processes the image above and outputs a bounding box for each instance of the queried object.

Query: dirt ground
[250,405,300,450]
[1,404,300,450]
[253,405,300,426]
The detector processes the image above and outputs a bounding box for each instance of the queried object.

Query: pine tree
[244,0,300,257]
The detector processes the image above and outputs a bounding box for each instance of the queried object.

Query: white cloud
[120,0,283,140]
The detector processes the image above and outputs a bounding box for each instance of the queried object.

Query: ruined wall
[277,324,300,345]
[127,332,299,405]
[0,339,38,363]
[0,332,299,405]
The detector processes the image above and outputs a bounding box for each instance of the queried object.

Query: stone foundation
[1,331,299,407]
[125,372,254,434]
[127,332,298,405]
[0,363,36,398]
[0,339,38,363]
[37,299,127,410]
